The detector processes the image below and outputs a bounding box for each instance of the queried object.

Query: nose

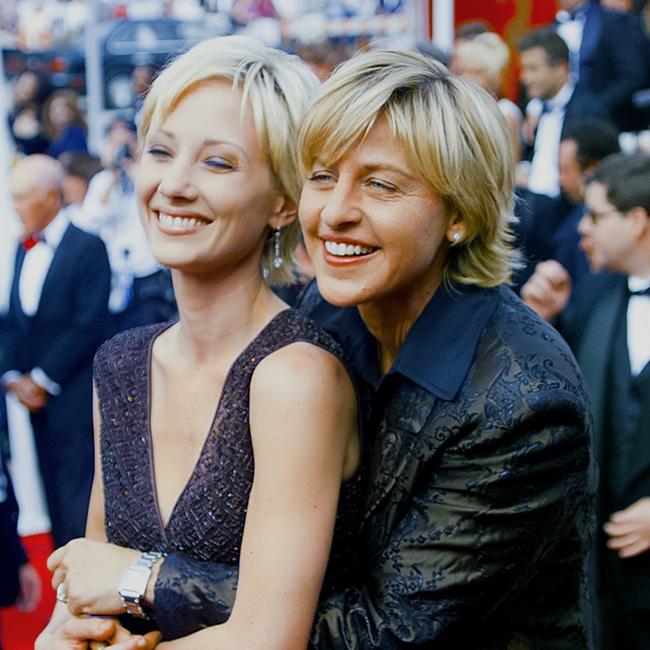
[577,211,591,236]
[319,176,363,229]
[157,157,199,201]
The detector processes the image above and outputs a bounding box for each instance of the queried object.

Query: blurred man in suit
[523,153,650,649]
[556,0,647,131]
[0,155,110,548]
[516,28,609,286]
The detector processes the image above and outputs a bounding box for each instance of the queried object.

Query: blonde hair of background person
[139,35,317,285]
[37,35,361,650]
[299,48,521,289]
[452,32,523,162]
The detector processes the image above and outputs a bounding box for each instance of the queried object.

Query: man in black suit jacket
[524,153,650,649]
[1,155,110,549]
[516,28,610,287]
[557,0,647,131]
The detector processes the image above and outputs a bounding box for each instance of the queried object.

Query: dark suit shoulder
[476,286,589,410]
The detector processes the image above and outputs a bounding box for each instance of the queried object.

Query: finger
[59,617,116,641]
[51,566,67,590]
[603,520,637,537]
[48,546,67,572]
[619,539,650,559]
[607,533,640,550]
[107,636,149,650]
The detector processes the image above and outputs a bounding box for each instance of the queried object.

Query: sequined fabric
[94,308,363,572]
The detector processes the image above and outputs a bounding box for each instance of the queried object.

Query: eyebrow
[312,159,418,182]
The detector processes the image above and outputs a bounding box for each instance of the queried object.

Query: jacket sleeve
[38,237,111,386]
[597,12,647,114]
[309,393,593,648]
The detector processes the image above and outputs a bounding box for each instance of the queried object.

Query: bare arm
[158,342,358,650]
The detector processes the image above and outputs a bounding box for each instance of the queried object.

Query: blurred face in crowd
[299,118,451,309]
[48,95,75,130]
[10,172,61,234]
[453,58,493,94]
[559,139,584,204]
[136,81,288,276]
[62,175,89,206]
[579,181,632,272]
[600,0,631,10]
[520,47,567,100]
[14,71,39,105]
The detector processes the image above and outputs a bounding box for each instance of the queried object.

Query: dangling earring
[272,227,283,269]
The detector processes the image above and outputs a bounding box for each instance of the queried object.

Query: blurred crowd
[2,0,650,647]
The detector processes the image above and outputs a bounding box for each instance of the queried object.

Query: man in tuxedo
[524,153,650,649]
[1,155,110,549]
[556,0,647,132]
[516,28,609,286]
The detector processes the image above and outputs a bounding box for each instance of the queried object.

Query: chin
[315,277,366,308]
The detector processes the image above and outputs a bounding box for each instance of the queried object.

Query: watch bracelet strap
[119,551,166,618]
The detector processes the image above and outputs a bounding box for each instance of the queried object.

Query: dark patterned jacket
[152,283,595,648]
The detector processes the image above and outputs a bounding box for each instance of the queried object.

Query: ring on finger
[56,583,67,604]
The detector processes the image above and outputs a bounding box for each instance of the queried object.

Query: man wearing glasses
[524,152,650,650]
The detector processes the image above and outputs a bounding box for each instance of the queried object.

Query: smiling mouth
[323,240,377,258]
[156,212,211,231]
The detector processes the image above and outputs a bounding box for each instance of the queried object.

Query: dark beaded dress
[93,308,364,629]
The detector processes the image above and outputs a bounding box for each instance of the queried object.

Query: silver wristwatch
[118,551,165,618]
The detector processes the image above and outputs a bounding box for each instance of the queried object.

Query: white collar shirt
[18,208,70,317]
[527,82,574,199]
[627,275,650,377]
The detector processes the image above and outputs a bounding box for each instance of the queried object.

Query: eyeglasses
[584,207,622,223]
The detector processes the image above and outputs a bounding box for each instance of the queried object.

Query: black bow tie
[629,286,650,297]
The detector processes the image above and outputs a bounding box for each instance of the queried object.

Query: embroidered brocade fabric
[94,308,363,579]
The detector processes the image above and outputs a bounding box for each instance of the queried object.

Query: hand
[16,562,41,612]
[36,616,159,650]
[48,538,140,615]
[520,260,571,322]
[604,497,650,558]
[7,375,47,411]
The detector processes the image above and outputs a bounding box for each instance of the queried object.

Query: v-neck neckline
[144,309,292,536]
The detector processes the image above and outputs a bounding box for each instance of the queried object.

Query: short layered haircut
[298,49,520,287]
[139,35,320,285]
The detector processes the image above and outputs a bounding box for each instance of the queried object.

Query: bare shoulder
[251,341,354,403]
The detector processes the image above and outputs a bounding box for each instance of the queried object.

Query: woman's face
[136,81,287,275]
[48,96,74,130]
[299,118,452,309]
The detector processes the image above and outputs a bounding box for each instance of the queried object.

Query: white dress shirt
[627,275,650,377]
[527,83,574,199]
[1,208,72,395]
[557,11,586,83]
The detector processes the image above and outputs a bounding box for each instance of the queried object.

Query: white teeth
[324,240,374,257]
[157,213,207,230]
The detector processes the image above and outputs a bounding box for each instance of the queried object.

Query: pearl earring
[272,228,283,269]
[451,231,461,244]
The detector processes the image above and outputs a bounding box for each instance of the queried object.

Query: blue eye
[307,171,335,183]
[367,179,396,193]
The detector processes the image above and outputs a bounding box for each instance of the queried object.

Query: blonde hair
[299,49,520,287]
[455,32,510,81]
[139,35,320,285]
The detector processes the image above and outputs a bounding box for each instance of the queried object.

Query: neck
[625,250,650,279]
[358,277,442,375]
[171,263,284,364]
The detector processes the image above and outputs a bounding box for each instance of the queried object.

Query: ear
[446,216,466,245]
[269,193,297,230]
[628,206,650,239]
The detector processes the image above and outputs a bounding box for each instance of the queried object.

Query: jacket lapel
[35,223,72,317]
[576,279,626,454]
